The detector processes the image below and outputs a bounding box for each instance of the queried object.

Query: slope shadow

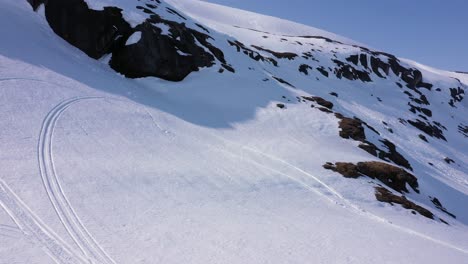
[0,0,292,129]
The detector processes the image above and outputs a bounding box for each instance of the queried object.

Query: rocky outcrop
[39,0,133,59]
[375,187,434,220]
[336,116,366,141]
[458,124,468,137]
[430,197,456,219]
[28,0,229,81]
[334,113,413,170]
[407,119,446,141]
[110,14,229,81]
[332,59,372,82]
[301,96,334,109]
[323,161,419,193]
[449,87,465,107]
[251,45,298,60]
[27,0,44,10]
[228,40,278,66]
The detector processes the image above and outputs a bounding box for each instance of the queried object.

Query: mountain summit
[1,0,467,263]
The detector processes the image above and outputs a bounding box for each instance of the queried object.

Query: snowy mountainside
[0,0,467,263]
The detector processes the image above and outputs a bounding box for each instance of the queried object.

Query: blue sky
[203,0,468,71]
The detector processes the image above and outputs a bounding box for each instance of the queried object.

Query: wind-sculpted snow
[0,0,467,263]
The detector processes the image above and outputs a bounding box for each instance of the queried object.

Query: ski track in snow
[36,96,166,264]
[38,97,116,264]
[0,179,87,264]
[207,133,468,255]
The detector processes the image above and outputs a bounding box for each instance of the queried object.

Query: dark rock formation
[357,162,418,193]
[378,140,412,170]
[29,0,229,81]
[41,0,133,59]
[458,124,468,137]
[27,0,44,10]
[430,197,456,218]
[251,45,298,60]
[418,134,428,142]
[449,87,465,107]
[272,77,295,88]
[110,15,227,81]
[375,187,434,219]
[333,59,372,82]
[302,96,334,109]
[316,67,329,77]
[336,116,366,141]
[323,162,360,178]
[276,103,285,109]
[334,114,412,170]
[407,119,446,141]
[443,157,455,164]
[324,161,419,193]
[299,64,313,75]
[228,40,278,66]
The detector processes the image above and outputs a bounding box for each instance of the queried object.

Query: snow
[83,0,148,28]
[166,0,362,46]
[125,31,141,46]
[0,0,467,263]
[152,23,171,36]
[176,49,191,56]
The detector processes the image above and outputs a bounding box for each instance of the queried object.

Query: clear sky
[202,0,468,72]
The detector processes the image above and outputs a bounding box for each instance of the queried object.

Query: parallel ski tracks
[38,97,115,264]
[0,179,86,264]
[208,133,468,254]
[1,93,464,263]
[35,96,165,264]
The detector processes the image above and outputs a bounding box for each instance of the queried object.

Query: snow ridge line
[38,97,116,264]
[0,179,87,264]
[209,134,468,254]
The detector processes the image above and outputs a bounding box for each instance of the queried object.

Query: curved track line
[38,97,115,264]
[208,133,468,254]
[0,179,86,264]
[214,146,341,205]
[37,96,166,264]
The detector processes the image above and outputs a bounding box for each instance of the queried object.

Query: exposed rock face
[336,116,366,141]
[251,45,298,60]
[301,96,334,109]
[375,187,434,220]
[357,161,418,193]
[430,197,456,219]
[41,0,132,59]
[323,161,419,193]
[459,124,468,137]
[110,15,226,81]
[334,113,413,170]
[28,0,229,81]
[228,40,278,66]
[27,0,44,10]
[333,59,372,82]
[323,162,360,178]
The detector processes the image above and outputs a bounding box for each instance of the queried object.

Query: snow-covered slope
[0,0,467,263]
